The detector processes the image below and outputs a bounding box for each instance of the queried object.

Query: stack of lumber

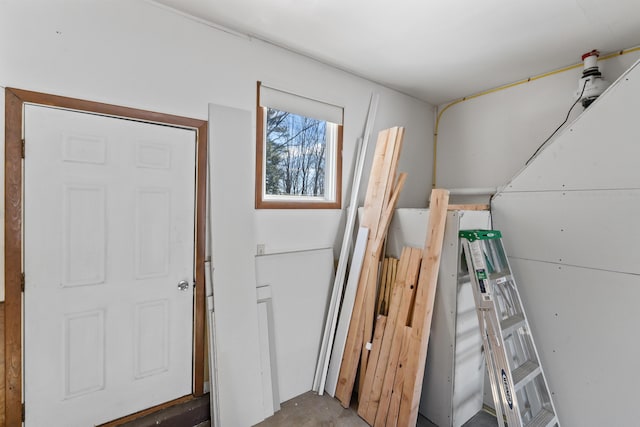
[334,127,407,407]
[336,187,450,426]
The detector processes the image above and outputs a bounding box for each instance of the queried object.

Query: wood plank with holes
[367,248,421,425]
[397,189,450,427]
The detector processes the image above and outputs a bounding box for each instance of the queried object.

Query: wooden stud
[387,258,397,314]
[397,189,450,427]
[447,204,490,211]
[376,258,389,316]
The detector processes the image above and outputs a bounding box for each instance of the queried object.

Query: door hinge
[22,402,25,421]
[21,272,25,292]
[21,139,25,159]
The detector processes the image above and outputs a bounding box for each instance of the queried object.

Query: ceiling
[152,0,640,105]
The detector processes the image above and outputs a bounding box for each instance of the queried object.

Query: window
[256,82,343,209]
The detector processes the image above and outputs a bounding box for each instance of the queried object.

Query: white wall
[0,0,434,276]
[0,1,433,424]
[435,49,640,199]
[492,60,640,425]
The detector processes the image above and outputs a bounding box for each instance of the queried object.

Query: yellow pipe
[432,45,640,188]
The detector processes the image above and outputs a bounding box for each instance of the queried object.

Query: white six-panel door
[23,105,196,426]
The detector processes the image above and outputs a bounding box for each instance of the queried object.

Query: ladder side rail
[462,239,524,427]
[462,241,506,427]
[498,243,562,426]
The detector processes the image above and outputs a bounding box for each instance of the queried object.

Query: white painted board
[492,190,640,275]
[255,248,334,402]
[209,105,264,427]
[256,285,280,417]
[325,227,369,396]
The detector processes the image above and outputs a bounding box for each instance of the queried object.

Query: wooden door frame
[4,88,208,426]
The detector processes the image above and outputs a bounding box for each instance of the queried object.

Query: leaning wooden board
[397,189,450,426]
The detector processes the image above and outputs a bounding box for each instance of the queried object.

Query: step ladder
[459,230,560,427]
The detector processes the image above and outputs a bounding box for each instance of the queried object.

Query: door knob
[177,280,190,291]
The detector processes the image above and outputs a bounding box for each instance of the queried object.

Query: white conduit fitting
[446,187,497,196]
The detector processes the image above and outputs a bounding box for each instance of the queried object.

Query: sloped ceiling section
[491,60,640,425]
[151,0,640,104]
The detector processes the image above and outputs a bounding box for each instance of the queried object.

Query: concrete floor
[253,392,497,427]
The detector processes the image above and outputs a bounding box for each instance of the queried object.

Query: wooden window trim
[4,88,208,426]
[255,82,343,209]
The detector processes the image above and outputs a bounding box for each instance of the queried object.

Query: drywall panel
[209,105,263,426]
[492,190,640,275]
[506,258,640,427]
[490,59,640,427]
[436,52,640,192]
[504,60,640,192]
[386,209,430,258]
[255,248,334,403]
[420,211,459,426]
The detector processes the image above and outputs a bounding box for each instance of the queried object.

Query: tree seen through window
[265,108,327,197]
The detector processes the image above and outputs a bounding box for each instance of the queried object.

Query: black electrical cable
[525,80,588,165]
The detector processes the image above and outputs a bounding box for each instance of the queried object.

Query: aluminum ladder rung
[489,270,512,281]
[525,408,557,427]
[501,314,526,336]
[512,360,541,390]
